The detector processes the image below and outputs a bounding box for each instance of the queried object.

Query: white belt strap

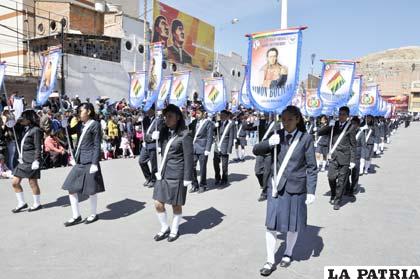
[272,131,302,197]
[315,135,323,145]
[156,135,178,180]
[193,119,208,143]
[236,124,243,138]
[146,118,156,135]
[365,129,372,142]
[18,128,31,163]
[75,120,95,159]
[262,122,275,141]
[356,130,362,140]
[328,121,351,157]
[217,121,232,150]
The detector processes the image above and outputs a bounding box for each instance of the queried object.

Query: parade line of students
[7,103,407,277]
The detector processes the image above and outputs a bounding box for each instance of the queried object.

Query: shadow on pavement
[179,207,225,235]
[206,173,249,191]
[99,198,146,220]
[275,225,324,263]
[43,194,88,209]
[229,155,256,164]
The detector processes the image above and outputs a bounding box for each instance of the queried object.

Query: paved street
[1,123,420,279]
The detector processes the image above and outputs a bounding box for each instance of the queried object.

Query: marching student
[345,117,365,198]
[314,115,329,172]
[253,105,317,276]
[213,110,234,187]
[318,106,356,210]
[62,103,105,226]
[152,104,193,242]
[360,115,376,175]
[255,114,278,202]
[234,113,247,162]
[189,106,214,193]
[11,110,43,213]
[138,105,163,188]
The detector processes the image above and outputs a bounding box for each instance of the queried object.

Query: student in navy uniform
[314,115,329,172]
[62,103,105,226]
[255,114,278,202]
[233,113,247,162]
[11,110,43,213]
[253,106,317,276]
[138,105,163,188]
[360,115,376,175]
[318,106,357,210]
[152,104,193,242]
[345,117,365,198]
[213,110,234,187]
[189,106,214,193]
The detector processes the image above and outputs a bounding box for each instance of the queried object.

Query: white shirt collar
[284,129,297,137]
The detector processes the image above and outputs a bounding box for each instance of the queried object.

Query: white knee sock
[89,194,97,216]
[157,211,169,233]
[321,160,327,170]
[365,161,371,172]
[359,159,365,175]
[241,148,245,159]
[170,213,182,235]
[69,194,80,219]
[32,194,41,207]
[316,159,321,168]
[265,230,277,264]
[285,231,299,257]
[235,148,240,159]
[380,142,384,151]
[16,192,25,207]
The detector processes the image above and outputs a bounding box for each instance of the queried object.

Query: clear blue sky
[155,0,420,78]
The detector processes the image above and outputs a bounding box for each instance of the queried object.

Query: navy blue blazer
[253,130,318,195]
[75,120,101,165]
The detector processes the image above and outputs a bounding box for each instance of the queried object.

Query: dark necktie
[286,134,292,145]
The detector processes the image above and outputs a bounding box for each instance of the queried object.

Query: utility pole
[60,17,66,105]
[281,0,288,29]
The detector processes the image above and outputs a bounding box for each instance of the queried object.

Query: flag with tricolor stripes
[128,71,146,109]
[169,71,190,107]
[202,77,225,113]
[327,72,346,94]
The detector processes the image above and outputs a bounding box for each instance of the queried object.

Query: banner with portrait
[144,42,164,112]
[347,75,362,116]
[230,90,239,113]
[359,85,378,116]
[128,71,147,109]
[239,66,252,109]
[152,0,215,71]
[169,71,190,107]
[305,89,323,117]
[0,63,5,90]
[291,86,306,115]
[247,28,304,113]
[201,77,226,114]
[156,75,173,110]
[319,60,356,115]
[37,49,61,106]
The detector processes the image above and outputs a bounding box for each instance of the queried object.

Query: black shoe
[147,180,156,188]
[189,187,198,193]
[167,232,180,242]
[279,255,293,268]
[348,194,356,202]
[329,196,336,205]
[28,204,43,212]
[198,187,207,193]
[143,180,150,187]
[84,215,99,224]
[258,193,267,202]
[64,216,83,227]
[333,201,341,210]
[12,203,28,213]
[214,180,221,186]
[154,229,170,241]
[260,262,276,276]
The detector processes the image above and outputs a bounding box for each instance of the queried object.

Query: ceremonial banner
[247,28,304,113]
[291,87,306,115]
[169,71,190,107]
[305,88,323,117]
[239,66,252,109]
[202,77,226,114]
[128,71,147,109]
[144,42,164,111]
[319,60,356,115]
[230,90,239,113]
[359,85,378,116]
[37,49,61,106]
[156,75,173,110]
[152,0,215,71]
[0,63,5,90]
[347,75,362,116]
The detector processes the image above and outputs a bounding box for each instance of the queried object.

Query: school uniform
[315,124,329,157]
[13,125,43,179]
[361,125,376,161]
[253,129,317,232]
[346,128,366,195]
[139,116,163,186]
[153,128,193,205]
[213,119,235,184]
[234,120,248,148]
[318,121,357,206]
[190,118,214,190]
[62,120,105,196]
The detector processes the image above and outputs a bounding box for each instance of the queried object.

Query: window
[50,20,57,31]
[171,63,177,72]
[37,23,44,34]
[413,93,420,98]
[237,71,241,78]
[231,69,236,76]
[125,41,132,51]
[138,44,144,53]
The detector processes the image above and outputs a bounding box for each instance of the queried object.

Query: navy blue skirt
[266,186,307,233]
[153,178,187,206]
[62,163,105,196]
[315,145,329,157]
[362,144,374,160]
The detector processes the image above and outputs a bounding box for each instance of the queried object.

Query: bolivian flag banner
[169,71,190,107]
[202,77,226,113]
[128,71,147,109]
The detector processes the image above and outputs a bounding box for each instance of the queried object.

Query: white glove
[204,150,210,156]
[151,131,160,140]
[31,160,40,170]
[6,119,16,128]
[235,121,238,125]
[61,118,68,128]
[183,180,192,187]
[349,162,356,169]
[361,125,369,130]
[329,120,336,127]
[313,127,318,132]
[215,122,219,128]
[138,115,144,122]
[142,141,146,148]
[268,134,280,146]
[305,194,315,205]
[69,158,76,166]
[157,147,162,154]
[89,164,98,174]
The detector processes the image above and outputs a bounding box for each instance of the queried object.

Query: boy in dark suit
[213,110,234,187]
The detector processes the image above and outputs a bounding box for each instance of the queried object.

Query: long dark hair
[20,109,40,127]
[162,104,186,138]
[77,102,96,120]
[281,105,306,132]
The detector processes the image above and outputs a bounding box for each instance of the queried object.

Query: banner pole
[273,113,278,196]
